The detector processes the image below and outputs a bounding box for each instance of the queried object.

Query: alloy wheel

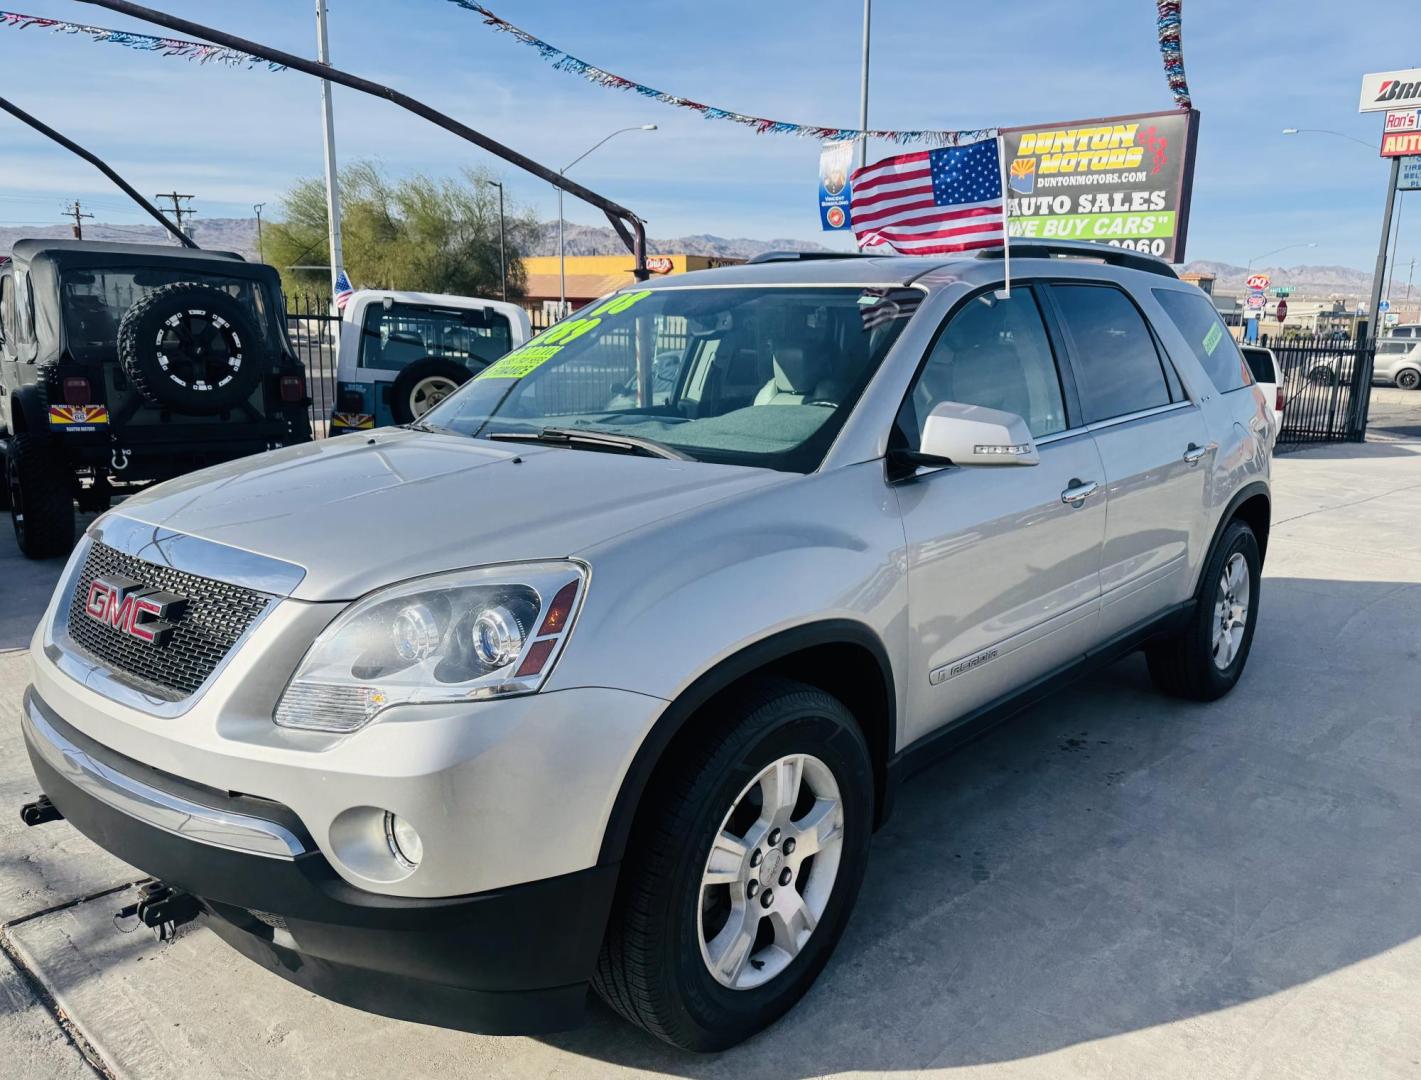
[1212,551,1251,669]
[697,754,844,991]
[409,376,459,418]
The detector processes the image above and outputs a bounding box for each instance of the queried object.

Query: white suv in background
[22,241,1272,1051]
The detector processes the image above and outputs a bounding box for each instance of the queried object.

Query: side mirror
[917,401,1040,467]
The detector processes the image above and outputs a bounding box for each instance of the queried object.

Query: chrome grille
[65,541,271,700]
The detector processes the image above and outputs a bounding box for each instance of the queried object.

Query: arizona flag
[850,137,1007,256]
[334,268,355,311]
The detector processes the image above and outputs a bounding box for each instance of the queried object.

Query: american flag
[334,268,355,311]
[850,138,1006,256]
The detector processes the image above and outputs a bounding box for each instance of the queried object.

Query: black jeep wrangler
[0,240,312,558]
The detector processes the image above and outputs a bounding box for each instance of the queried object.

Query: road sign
[1380,299,1391,312]
[1360,69,1421,113]
[1245,273,1271,290]
[1272,286,1293,298]
[1276,300,1288,324]
[1401,156,1421,191]
[1246,293,1266,311]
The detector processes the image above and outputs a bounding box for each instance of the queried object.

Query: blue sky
[0,0,1416,271]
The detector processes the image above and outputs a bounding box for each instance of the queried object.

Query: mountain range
[0,218,1377,299]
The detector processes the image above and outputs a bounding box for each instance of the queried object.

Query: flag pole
[996,134,1011,298]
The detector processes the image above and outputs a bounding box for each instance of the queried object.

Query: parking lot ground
[2,442,1420,1079]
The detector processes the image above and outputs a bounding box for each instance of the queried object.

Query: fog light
[383,812,423,869]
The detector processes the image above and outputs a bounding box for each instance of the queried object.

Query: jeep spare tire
[118,282,269,414]
[389,356,477,424]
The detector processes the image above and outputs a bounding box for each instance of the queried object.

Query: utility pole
[62,199,94,239]
[315,0,345,308]
[155,192,195,241]
[253,202,266,262]
[858,0,872,170]
[482,179,507,301]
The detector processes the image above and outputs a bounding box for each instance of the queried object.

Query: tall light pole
[315,0,344,307]
[482,178,507,301]
[858,0,872,170]
[253,202,265,262]
[1247,241,1316,269]
[558,124,657,316]
[1280,126,1373,148]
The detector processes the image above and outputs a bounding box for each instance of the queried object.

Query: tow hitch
[115,882,202,942]
[20,794,63,826]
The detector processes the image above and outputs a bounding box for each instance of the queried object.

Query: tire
[388,357,475,424]
[593,677,874,1052]
[6,432,76,559]
[118,282,269,415]
[1146,519,1261,702]
[1307,365,1337,387]
[1396,368,1421,391]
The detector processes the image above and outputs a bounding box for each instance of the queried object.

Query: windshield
[359,300,513,370]
[60,267,270,363]
[420,285,918,473]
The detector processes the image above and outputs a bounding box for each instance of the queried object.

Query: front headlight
[273,561,587,733]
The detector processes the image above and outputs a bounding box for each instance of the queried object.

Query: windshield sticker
[1202,321,1223,356]
[586,288,652,318]
[476,345,564,380]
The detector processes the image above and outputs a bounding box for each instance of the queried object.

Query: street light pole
[858,0,871,170]
[315,0,344,308]
[483,179,507,301]
[557,124,656,316]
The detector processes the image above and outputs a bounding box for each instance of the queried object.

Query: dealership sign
[1000,109,1199,262]
[1400,156,1421,192]
[1381,128,1421,158]
[1359,69,1421,113]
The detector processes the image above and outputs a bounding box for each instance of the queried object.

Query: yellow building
[523,254,743,310]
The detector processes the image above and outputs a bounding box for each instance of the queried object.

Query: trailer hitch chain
[114,881,201,942]
[20,794,64,826]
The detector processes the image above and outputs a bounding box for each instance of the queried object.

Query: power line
[62,199,95,239]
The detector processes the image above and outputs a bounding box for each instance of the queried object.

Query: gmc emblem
[84,575,187,646]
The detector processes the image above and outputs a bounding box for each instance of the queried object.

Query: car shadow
[540,573,1421,1074]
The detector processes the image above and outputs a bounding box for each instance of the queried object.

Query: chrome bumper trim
[23,695,305,860]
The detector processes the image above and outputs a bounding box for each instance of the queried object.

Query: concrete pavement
[1,437,1419,1078]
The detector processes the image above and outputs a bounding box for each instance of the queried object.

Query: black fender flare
[596,619,897,866]
[10,384,49,435]
[1194,481,1271,596]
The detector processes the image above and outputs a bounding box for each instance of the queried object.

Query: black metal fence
[285,295,339,432]
[1259,333,1374,445]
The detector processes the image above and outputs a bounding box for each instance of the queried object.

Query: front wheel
[1396,368,1421,391]
[1146,519,1261,701]
[593,678,873,1051]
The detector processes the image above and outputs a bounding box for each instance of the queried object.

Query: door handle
[1182,442,1215,465]
[1060,479,1099,506]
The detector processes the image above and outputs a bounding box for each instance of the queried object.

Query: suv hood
[111,429,789,600]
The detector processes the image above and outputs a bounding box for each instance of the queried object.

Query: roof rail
[978,240,1179,279]
[747,251,878,264]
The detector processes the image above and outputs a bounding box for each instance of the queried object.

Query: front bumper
[23,688,616,1033]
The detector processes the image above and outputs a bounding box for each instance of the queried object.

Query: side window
[1153,287,1250,394]
[902,288,1067,441]
[1052,284,1171,423]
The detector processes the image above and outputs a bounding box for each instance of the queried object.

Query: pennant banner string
[447,1,1193,146]
[0,10,286,69]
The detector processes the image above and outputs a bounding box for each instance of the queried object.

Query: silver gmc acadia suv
[21,241,1272,1051]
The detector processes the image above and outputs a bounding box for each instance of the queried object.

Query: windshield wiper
[486,427,689,461]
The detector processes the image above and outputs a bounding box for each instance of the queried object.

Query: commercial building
[522,254,743,313]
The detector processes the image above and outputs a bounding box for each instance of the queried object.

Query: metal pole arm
[0,95,196,248]
[77,0,647,277]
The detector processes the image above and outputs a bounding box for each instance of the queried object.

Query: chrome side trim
[44,535,283,719]
[89,515,307,597]
[1086,401,1194,434]
[23,695,305,860]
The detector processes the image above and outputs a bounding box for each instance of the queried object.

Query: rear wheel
[1146,519,1261,701]
[6,433,76,559]
[593,678,873,1051]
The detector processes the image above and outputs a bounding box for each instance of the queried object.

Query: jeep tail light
[280,375,305,403]
[63,377,92,405]
[1275,386,1285,413]
[338,389,366,412]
